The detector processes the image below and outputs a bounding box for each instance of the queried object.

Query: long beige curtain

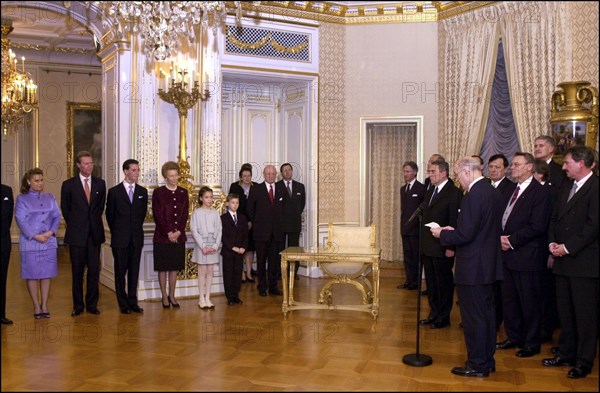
[439,13,501,164]
[500,1,572,151]
[369,124,417,262]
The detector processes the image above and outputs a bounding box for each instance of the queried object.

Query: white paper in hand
[425,222,440,228]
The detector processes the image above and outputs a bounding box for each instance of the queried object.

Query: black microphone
[407,205,424,225]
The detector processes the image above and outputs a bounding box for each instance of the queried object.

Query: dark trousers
[112,242,142,310]
[540,267,559,340]
[422,255,454,322]
[0,241,10,318]
[401,234,419,287]
[255,236,281,292]
[555,274,599,369]
[69,237,101,311]
[501,267,542,349]
[222,253,243,300]
[457,284,496,372]
[283,231,300,276]
[493,280,503,329]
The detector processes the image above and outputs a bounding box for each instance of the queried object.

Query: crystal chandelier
[1,19,38,137]
[95,1,243,61]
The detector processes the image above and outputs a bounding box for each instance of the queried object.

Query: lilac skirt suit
[15,191,61,279]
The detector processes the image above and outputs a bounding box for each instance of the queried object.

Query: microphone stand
[403,210,432,367]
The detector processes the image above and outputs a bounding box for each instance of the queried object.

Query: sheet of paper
[425,222,440,228]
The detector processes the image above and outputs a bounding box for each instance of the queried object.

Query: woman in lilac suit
[15,168,61,319]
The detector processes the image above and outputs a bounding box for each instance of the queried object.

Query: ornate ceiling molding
[235,1,498,24]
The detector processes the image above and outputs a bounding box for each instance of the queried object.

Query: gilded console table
[280,246,381,321]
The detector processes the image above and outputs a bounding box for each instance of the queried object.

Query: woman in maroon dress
[152,162,189,308]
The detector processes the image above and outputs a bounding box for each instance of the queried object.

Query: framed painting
[67,102,102,178]
[550,121,588,161]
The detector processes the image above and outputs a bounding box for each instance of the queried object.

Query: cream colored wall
[343,22,439,223]
[570,2,599,87]
[33,66,101,200]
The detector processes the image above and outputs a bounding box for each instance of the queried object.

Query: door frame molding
[359,116,424,226]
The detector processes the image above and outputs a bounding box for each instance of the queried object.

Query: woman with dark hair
[15,168,61,319]
[229,163,257,283]
[152,161,189,308]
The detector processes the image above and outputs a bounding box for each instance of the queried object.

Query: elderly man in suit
[1,184,14,325]
[247,165,285,297]
[542,146,598,379]
[106,159,148,314]
[61,151,106,316]
[495,152,551,358]
[432,157,503,377]
[419,159,462,329]
[398,161,425,290]
[277,163,306,280]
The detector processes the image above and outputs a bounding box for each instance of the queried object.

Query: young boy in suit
[221,194,249,305]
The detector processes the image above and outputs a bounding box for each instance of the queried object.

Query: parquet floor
[1,246,598,391]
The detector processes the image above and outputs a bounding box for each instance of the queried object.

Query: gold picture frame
[67,102,102,178]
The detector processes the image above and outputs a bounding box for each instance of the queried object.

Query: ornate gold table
[280,246,381,321]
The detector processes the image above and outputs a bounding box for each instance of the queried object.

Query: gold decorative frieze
[11,42,96,54]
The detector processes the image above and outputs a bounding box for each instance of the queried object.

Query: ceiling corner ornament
[1,18,38,138]
[84,1,246,62]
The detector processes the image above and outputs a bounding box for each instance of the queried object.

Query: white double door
[221,76,316,250]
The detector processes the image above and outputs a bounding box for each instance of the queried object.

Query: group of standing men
[399,138,598,379]
[61,152,148,316]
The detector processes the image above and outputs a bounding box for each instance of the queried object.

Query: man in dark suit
[1,184,14,325]
[423,153,445,191]
[106,159,148,314]
[419,159,462,329]
[495,152,551,358]
[534,135,566,343]
[277,163,306,280]
[432,157,503,377]
[61,151,106,316]
[398,161,425,290]
[247,165,285,296]
[487,153,516,331]
[542,146,598,379]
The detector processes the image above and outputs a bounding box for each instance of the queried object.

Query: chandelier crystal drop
[1,19,38,137]
[95,1,243,61]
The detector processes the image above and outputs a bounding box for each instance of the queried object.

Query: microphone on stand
[407,205,424,226]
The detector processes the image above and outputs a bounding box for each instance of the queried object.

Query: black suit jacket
[420,181,463,258]
[547,159,567,191]
[495,177,516,200]
[401,180,425,236]
[246,182,285,242]
[106,183,148,248]
[228,181,258,219]
[440,179,503,285]
[220,212,249,257]
[277,179,306,233]
[61,176,106,246]
[501,179,552,271]
[549,175,599,278]
[1,184,13,247]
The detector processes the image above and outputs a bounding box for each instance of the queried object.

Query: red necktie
[268,184,274,204]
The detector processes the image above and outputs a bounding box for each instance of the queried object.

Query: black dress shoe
[269,289,283,296]
[430,319,450,329]
[120,308,132,314]
[451,366,489,377]
[420,289,429,296]
[227,299,235,306]
[71,309,83,317]
[550,346,560,355]
[407,285,418,290]
[87,308,101,315]
[259,290,267,297]
[542,356,576,367]
[516,347,540,358]
[397,283,410,289]
[234,298,243,304]
[420,318,434,326]
[567,365,591,379]
[496,339,521,350]
[0,317,13,325]
[130,305,144,313]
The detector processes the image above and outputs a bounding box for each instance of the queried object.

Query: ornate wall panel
[317,23,346,224]
[570,2,599,87]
